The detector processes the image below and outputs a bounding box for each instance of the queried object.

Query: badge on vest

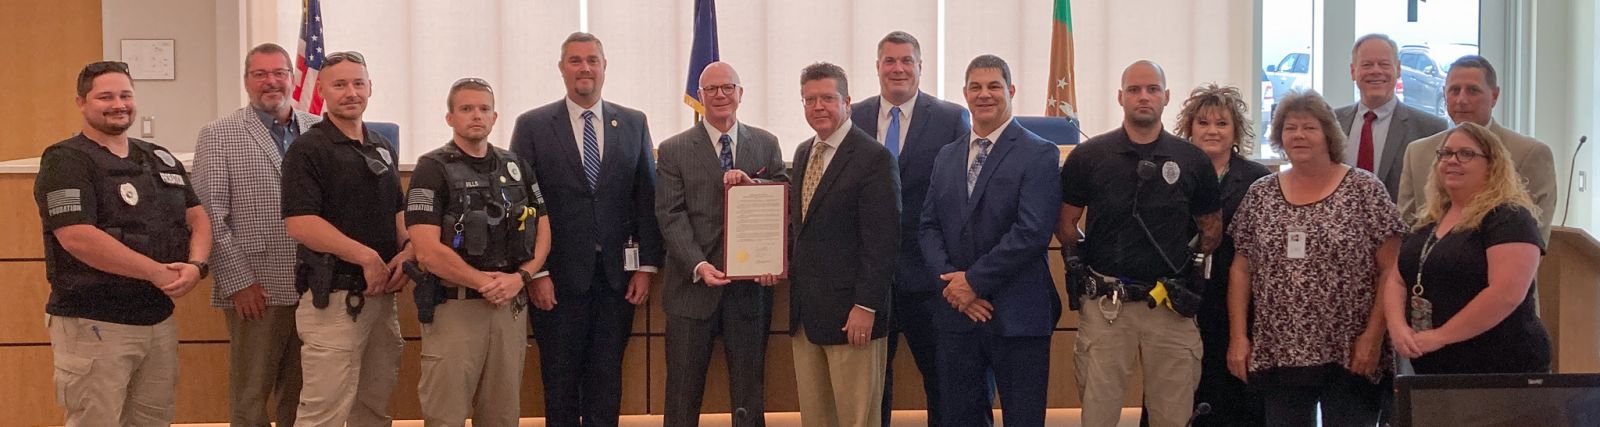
[154,149,178,167]
[1162,161,1180,185]
[376,147,393,166]
[507,161,522,181]
[119,182,139,206]
[159,172,186,186]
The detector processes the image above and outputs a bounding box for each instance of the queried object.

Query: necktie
[718,134,734,171]
[1357,110,1376,171]
[885,106,902,158]
[801,142,831,220]
[968,138,992,196]
[581,110,600,189]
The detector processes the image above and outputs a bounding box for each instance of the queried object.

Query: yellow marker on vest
[1150,280,1175,311]
[517,206,536,231]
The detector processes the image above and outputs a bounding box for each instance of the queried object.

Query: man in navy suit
[918,55,1062,427]
[850,31,971,427]
[509,32,664,427]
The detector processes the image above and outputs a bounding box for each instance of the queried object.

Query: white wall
[101,0,238,153]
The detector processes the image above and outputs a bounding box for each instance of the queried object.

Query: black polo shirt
[1060,127,1220,281]
[281,118,403,274]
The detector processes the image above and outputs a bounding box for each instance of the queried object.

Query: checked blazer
[192,107,320,308]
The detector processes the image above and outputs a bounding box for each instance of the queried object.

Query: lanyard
[1413,231,1441,298]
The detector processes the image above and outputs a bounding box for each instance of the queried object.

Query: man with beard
[1334,33,1447,200]
[193,43,320,426]
[1057,60,1222,427]
[34,60,212,425]
[656,61,787,426]
[280,51,411,426]
[407,77,552,426]
[509,32,664,427]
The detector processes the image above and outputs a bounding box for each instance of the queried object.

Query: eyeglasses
[1435,148,1487,163]
[700,84,739,96]
[248,68,293,81]
[324,51,366,67]
[85,61,130,74]
[451,77,494,93]
[802,94,841,106]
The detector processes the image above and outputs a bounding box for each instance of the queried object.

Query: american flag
[292,0,326,115]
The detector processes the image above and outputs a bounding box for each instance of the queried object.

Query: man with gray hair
[1396,55,1557,240]
[1336,33,1448,199]
[193,42,319,427]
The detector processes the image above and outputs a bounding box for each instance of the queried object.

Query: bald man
[1056,60,1221,427]
[656,62,788,426]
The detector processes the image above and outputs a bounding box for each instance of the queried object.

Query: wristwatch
[518,269,535,286]
[187,261,210,279]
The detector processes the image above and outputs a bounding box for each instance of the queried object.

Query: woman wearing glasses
[1225,90,1405,426]
[1383,122,1551,374]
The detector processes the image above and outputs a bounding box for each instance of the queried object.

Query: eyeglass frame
[1434,147,1489,163]
[699,83,739,96]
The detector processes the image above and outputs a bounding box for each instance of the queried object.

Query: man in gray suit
[1396,55,1556,239]
[192,43,319,427]
[1335,33,1448,199]
[657,61,788,427]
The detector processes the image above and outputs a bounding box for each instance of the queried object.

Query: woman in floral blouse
[1225,90,1406,426]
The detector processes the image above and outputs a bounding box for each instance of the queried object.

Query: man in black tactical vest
[405,77,552,426]
[34,61,213,426]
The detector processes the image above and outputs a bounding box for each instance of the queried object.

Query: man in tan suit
[1396,55,1556,240]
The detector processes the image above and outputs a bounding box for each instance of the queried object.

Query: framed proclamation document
[723,182,788,279]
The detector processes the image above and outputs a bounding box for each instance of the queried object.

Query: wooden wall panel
[3,343,234,426]
[0,175,46,260]
[0,0,103,162]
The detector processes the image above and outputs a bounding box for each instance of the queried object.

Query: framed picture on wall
[120,39,175,80]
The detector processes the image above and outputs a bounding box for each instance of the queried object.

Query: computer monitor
[1395,373,1600,427]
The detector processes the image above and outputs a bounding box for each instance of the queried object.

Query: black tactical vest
[419,143,538,272]
[43,137,191,289]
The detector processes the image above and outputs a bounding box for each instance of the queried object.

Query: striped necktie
[968,138,992,196]
[581,110,600,189]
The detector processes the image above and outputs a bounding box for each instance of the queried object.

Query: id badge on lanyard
[624,237,640,271]
[1285,226,1309,259]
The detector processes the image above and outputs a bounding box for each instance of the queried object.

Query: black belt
[1085,268,1155,301]
[440,285,485,300]
[331,273,367,292]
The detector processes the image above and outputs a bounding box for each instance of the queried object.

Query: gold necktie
[800,142,831,220]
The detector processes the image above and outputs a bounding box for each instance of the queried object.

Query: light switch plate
[141,116,154,138]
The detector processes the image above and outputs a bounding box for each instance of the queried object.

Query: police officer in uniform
[35,61,213,426]
[1057,60,1224,427]
[280,51,411,426]
[406,78,551,426]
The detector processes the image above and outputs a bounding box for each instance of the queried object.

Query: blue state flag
[683,0,719,115]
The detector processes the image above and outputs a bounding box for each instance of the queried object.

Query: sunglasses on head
[451,77,494,93]
[325,51,367,67]
[85,61,130,74]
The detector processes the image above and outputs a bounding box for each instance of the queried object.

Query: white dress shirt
[566,97,606,163]
[876,93,917,149]
[704,120,738,165]
[1344,97,1397,171]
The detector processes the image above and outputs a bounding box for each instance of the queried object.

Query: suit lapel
[963,122,1018,220]
[598,102,627,189]
[694,124,727,184]
[803,133,856,224]
[1380,105,1410,180]
[1338,107,1357,134]
[900,92,934,171]
[548,104,587,189]
[238,108,284,171]
[732,124,758,173]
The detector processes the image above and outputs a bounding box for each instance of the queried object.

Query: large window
[1357,0,1480,119]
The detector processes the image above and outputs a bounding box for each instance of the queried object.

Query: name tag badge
[1286,227,1308,259]
[623,239,640,271]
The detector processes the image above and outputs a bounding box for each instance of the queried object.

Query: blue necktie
[885,106,902,157]
[581,110,600,189]
[968,138,991,196]
[718,134,733,171]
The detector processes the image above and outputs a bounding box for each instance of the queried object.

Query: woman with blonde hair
[1174,83,1269,427]
[1383,122,1550,374]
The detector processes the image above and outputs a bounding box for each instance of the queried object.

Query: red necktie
[1357,111,1376,171]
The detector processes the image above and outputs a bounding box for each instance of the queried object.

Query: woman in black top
[1383,122,1550,374]
[1172,83,1272,426]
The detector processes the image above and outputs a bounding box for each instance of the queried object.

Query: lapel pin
[610,119,618,128]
